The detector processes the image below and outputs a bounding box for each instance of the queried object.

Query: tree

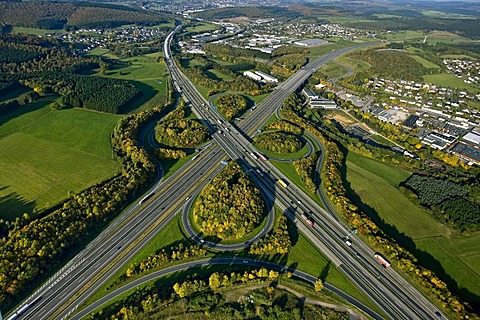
[314,279,323,292]
[209,272,221,290]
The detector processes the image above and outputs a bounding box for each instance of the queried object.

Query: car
[117,246,122,250]
[435,311,442,318]
[242,260,248,264]
[200,239,205,244]
[186,196,190,201]
[345,239,352,246]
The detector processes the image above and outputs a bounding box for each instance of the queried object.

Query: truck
[301,213,314,227]
[138,192,154,205]
[374,253,391,268]
[278,179,288,188]
[257,153,268,161]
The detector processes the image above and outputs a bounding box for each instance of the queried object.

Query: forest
[192,162,266,240]
[347,49,430,81]
[0,1,168,29]
[404,174,479,230]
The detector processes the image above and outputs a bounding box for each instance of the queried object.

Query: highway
[8,24,441,320]
[164,25,443,320]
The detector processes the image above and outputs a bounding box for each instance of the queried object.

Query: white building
[243,71,262,82]
[254,71,278,83]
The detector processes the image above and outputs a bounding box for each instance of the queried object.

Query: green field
[184,22,219,33]
[205,69,234,81]
[334,55,372,74]
[423,73,479,94]
[13,27,64,35]
[411,55,440,69]
[346,152,480,301]
[307,43,347,59]
[0,98,121,219]
[316,61,349,79]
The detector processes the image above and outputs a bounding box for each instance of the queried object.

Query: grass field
[423,73,479,93]
[334,55,372,74]
[184,22,219,33]
[411,55,440,69]
[346,152,480,301]
[206,69,234,81]
[13,27,64,35]
[307,43,347,59]
[0,98,121,219]
[316,61,349,79]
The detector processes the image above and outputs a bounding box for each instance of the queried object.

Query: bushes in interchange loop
[192,162,266,240]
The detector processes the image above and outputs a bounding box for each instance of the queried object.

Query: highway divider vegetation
[192,162,266,240]
[265,119,302,134]
[253,131,304,154]
[215,93,249,122]
[153,101,210,159]
[249,215,291,255]
[87,267,345,320]
[293,152,319,194]
[123,244,208,280]
[280,93,473,318]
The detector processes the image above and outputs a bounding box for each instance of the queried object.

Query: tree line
[123,243,207,280]
[293,152,319,194]
[192,162,266,240]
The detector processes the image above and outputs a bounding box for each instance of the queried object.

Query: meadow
[345,152,480,301]
[0,98,121,219]
[423,73,479,94]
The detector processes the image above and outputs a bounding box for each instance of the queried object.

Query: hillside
[0,1,169,29]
